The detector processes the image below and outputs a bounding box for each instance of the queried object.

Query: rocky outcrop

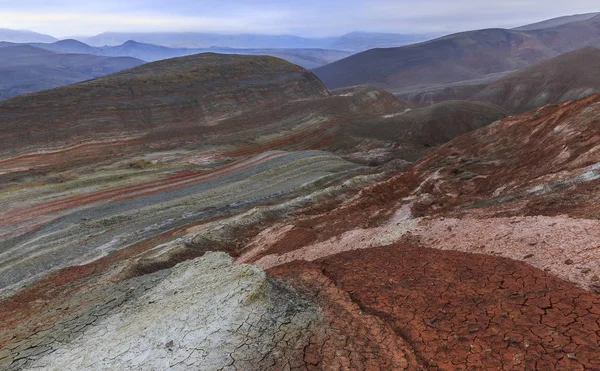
[22,253,319,370]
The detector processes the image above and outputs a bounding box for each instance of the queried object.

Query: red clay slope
[407,92,600,219]
[271,244,600,370]
[250,92,600,369]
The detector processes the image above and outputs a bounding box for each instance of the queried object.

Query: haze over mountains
[0,44,143,100]
[0,28,57,43]
[23,39,353,68]
[0,30,438,99]
[76,31,437,51]
[2,8,600,371]
[0,28,436,52]
[4,11,599,102]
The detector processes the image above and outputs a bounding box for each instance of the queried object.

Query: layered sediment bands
[0,53,503,176]
[0,172,388,370]
[0,53,329,170]
[0,150,364,295]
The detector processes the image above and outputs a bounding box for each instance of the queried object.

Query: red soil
[270,244,600,370]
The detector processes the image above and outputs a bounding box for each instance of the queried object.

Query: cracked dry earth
[271,245,600,370]
[25,253,321,370]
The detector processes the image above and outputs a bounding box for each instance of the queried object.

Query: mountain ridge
[0,44,143,100]
[313,15,600,90]
[77,31,436,51]
[398,47,600,113]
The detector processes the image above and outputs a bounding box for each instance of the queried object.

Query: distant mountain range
[313,14,600,90]
[0,28,57,43]
[0,29,437,53]
[2,12,599,103]
[17,39,350,69]
[0,44,143,100]
[75,31,437,51]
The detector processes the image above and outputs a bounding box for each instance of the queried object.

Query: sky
[0,0,599,37]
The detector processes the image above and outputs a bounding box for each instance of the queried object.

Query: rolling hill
[313,14,600,90]
[398,47,600,113]
[0,52,502,172]
[470,47,600,113]
[513,12,600,31]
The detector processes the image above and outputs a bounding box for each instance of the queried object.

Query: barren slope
[313,15,600,90]
[514,12,600,31]
[470,47,600,113]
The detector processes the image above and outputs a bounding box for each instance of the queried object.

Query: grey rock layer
[26,252,320,370]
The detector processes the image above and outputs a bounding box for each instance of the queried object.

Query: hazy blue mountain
[3,29,436,52]
[21,39,352,68]
[0,28,57,43]
[30,39,101,54]
[76,31,435,51]
[329,32,436,51]
[0,45,143,100]
[79,32,337,49]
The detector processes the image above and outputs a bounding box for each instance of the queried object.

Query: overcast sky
[0,0,599,37]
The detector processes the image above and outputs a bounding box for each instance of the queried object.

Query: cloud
[0,0,598,37]
[0,10,286,36]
